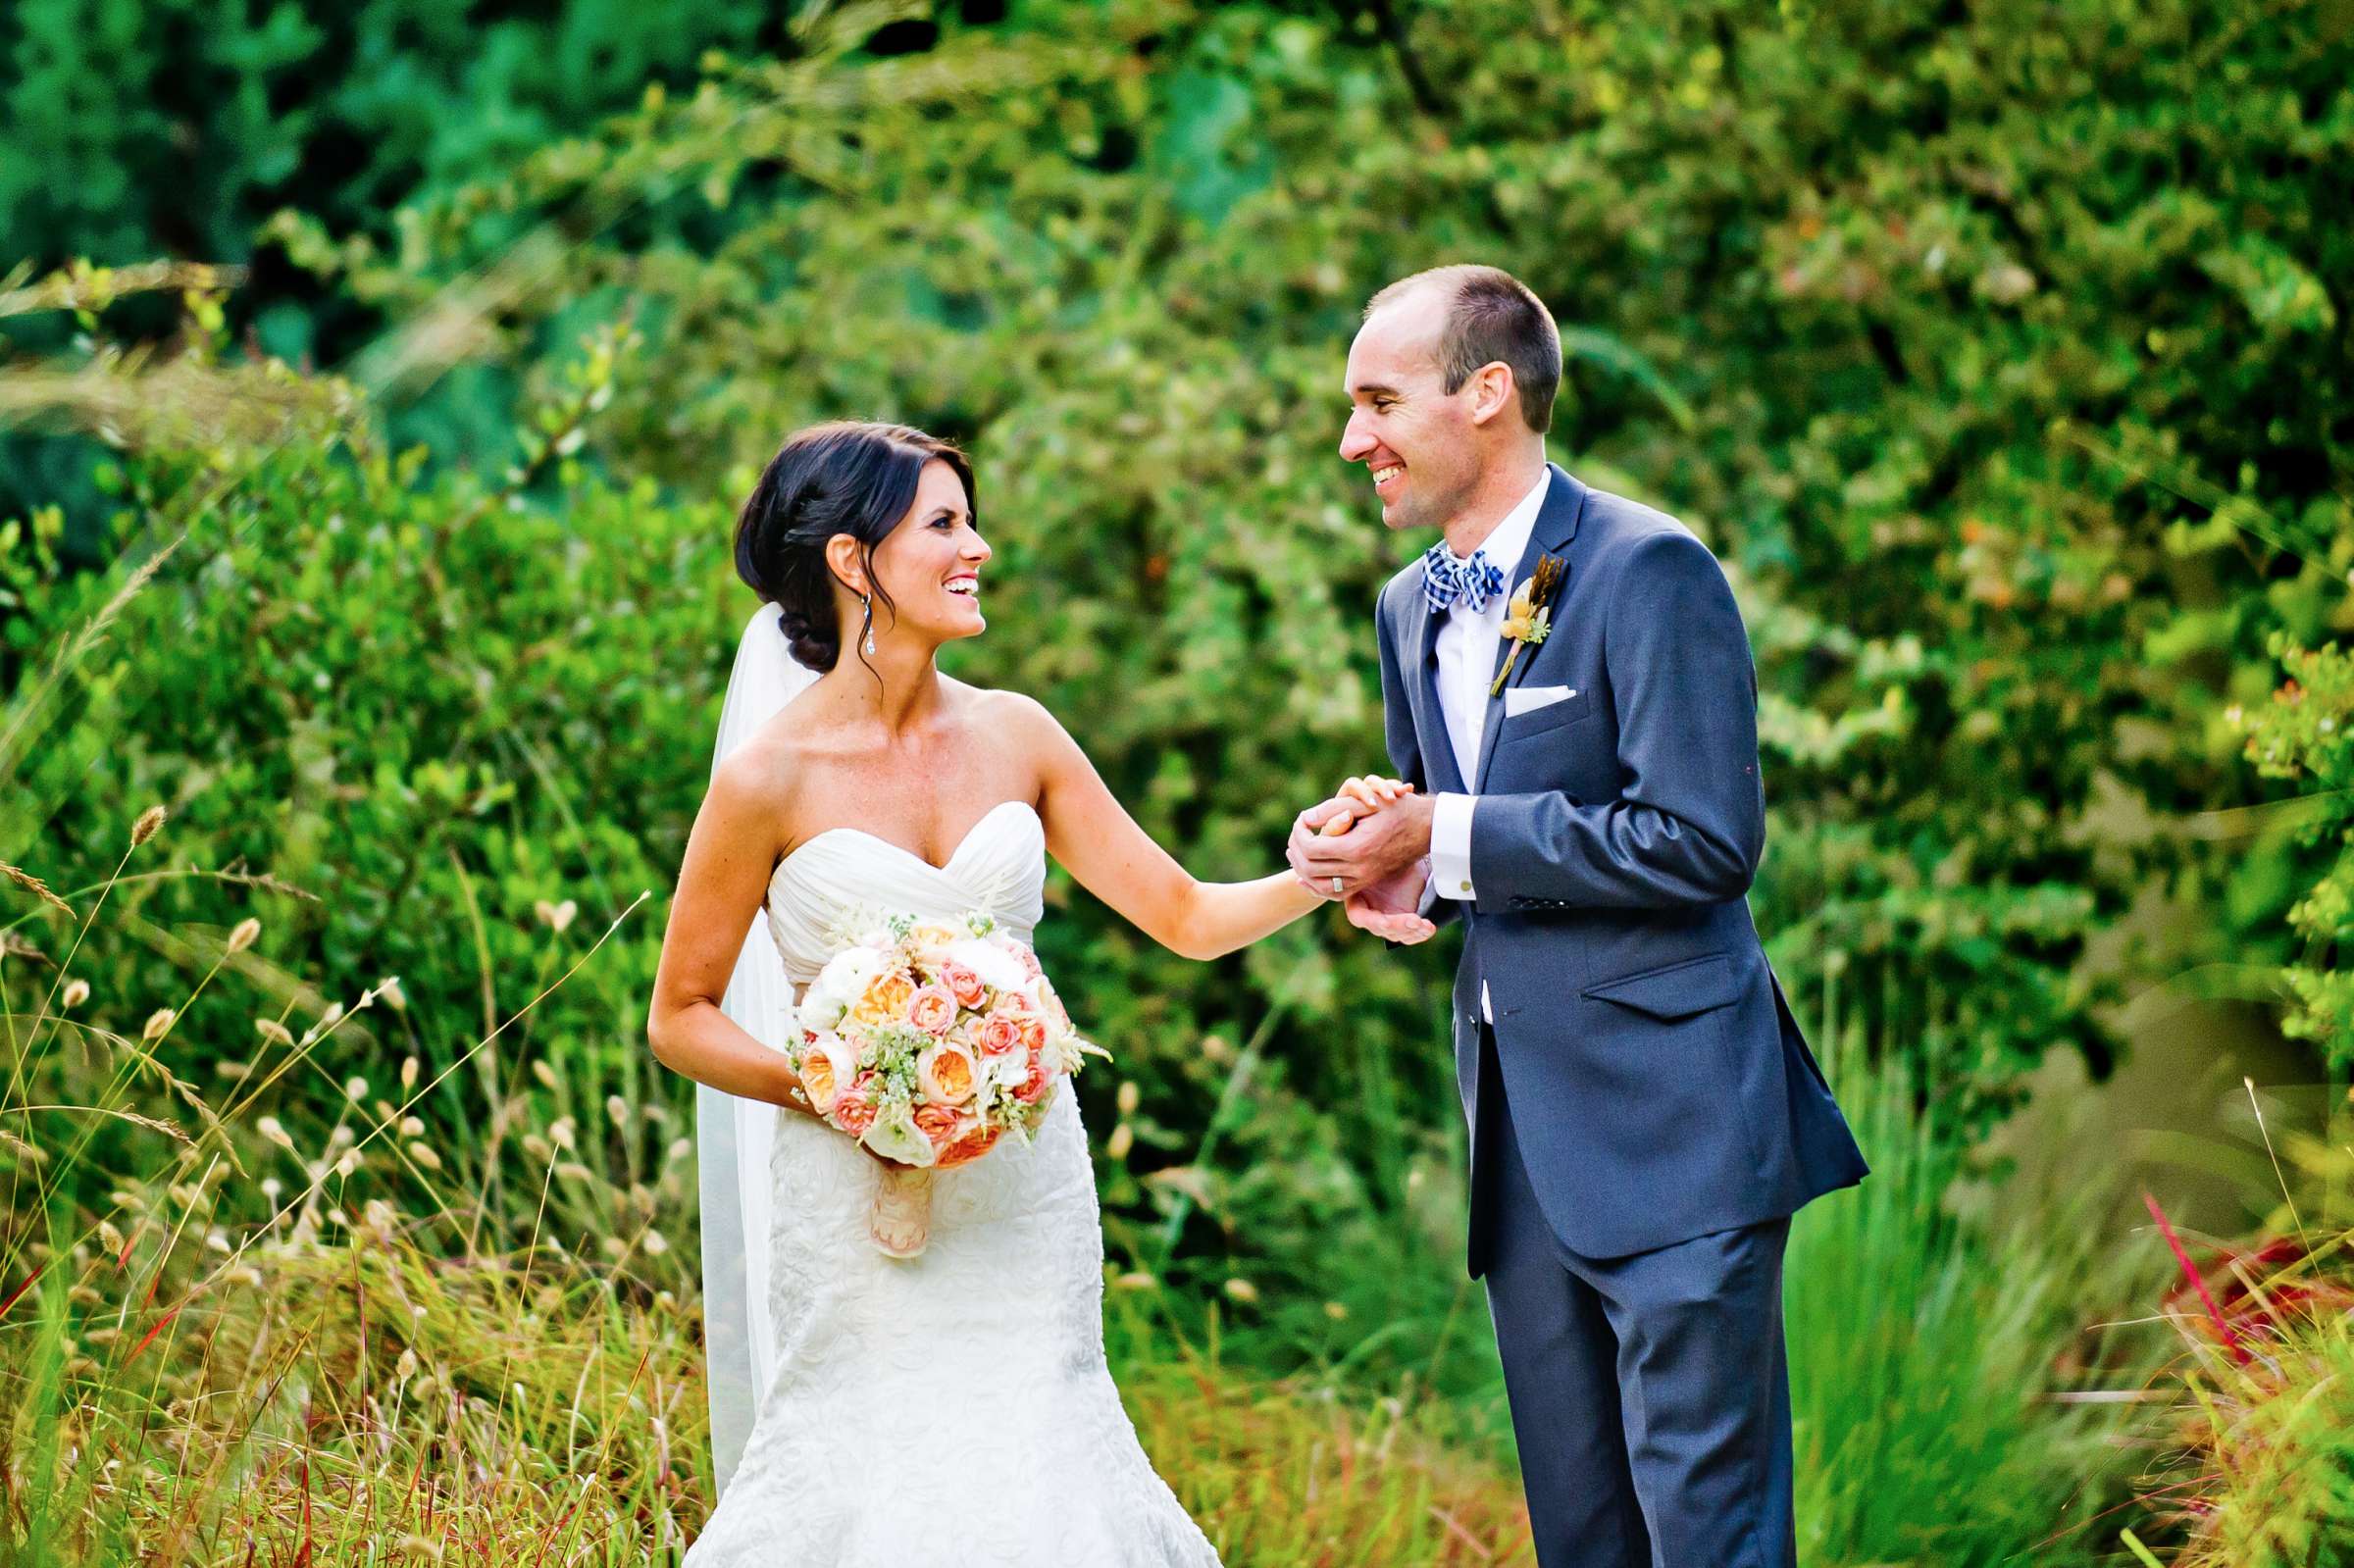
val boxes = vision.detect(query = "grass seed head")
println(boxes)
[130,805,167,846]
[1,859,77,917]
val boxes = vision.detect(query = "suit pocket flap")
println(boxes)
[1582,954,1739,1020]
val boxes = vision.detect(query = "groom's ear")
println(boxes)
[1464,361,1517,428]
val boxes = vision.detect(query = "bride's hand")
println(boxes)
[1317,776,1413,837]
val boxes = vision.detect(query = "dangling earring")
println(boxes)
[861,592,876,657]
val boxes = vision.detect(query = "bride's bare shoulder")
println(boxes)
[709,697,829,819]
[947,679,1066,744]
[946,681,1085,791]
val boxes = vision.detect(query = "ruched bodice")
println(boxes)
[762,797,1046,984]
[684,798,1220,1568]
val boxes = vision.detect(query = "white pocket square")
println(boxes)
[1504,683,1574,717]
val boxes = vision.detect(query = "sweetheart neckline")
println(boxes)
[772,797,1041,883]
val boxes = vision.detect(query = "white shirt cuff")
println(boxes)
[1430,792,1476,902]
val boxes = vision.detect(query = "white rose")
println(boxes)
[861,1106,938,1168]
[806,945,889,1032]
[942,937,1026,994]
[974,1048,1028,1103]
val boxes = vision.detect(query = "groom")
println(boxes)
[1290,265,1868,1568]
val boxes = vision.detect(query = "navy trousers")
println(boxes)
[1477,1023,1797,1568]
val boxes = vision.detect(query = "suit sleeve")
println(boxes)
[1466,530,1766,911]
[1374,585,1462,933]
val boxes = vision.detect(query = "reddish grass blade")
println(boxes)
[2144,1190,2250,1367]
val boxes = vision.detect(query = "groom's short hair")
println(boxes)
[1365,265,1561,434]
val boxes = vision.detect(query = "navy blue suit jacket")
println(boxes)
[1378,464,1868,1268]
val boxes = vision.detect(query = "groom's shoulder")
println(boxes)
[1578,482,1722,573]
[1580,481,1700,549]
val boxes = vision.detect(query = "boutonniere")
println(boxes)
[1490,554,1564,697]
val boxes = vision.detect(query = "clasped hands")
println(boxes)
[1286,775,1440,945]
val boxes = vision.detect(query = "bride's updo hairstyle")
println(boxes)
[734,420,978,673]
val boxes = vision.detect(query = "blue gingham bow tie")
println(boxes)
[1421,543,1506,616]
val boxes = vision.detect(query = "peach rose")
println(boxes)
[1014,1048,1053,1105]
[795,1036,855,1116]
[912,1101,968,1150]
[832,1073,881,1138]
[907,985,957,1035]
[942,962,986,1010]
[857,971,915,1024]
[917,1041,978,1106]
[935,1121,1002,1169]
[904,923,962,965]
[1012,943,1043,980]
[977,1012,1024,1057]
[1016,1015,1049,1056]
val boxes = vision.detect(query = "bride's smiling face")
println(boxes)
[832,458,989,651]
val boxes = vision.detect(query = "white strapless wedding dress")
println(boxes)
[684,799,1222,1567]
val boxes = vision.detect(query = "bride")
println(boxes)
[644,420,1428,1564]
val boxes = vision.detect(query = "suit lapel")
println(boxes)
[1471,465,1587,794]
[1408,582,1467,795]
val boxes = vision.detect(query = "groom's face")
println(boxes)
[1339,290,1479,533]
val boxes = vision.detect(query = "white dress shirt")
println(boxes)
[1425,467,1551,1024]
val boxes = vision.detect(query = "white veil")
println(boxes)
[697,599,818,1498]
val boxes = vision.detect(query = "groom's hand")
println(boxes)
[1291,787,1435,897]
[1346,858,1437,943]
[1287,777,1412,899]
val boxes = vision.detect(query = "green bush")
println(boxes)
[281,0,2354,1132]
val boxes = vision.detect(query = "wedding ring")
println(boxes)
[1332,876,1345,896]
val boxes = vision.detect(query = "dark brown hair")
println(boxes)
[1365,264,1561,434]
[733,421,977,673]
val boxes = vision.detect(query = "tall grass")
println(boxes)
[1787,1020,2167,1566]
[2126,1087,2354,1563]
[0,820,1533,1564]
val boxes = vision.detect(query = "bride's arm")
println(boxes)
[1008,694,1404,961]
[645,750,824,1119]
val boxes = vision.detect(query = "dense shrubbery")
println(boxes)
[259,0,2354,1129]
[5,0,2352,1557]
[8,0,2352,1391]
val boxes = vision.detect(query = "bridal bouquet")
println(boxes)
[789,909,1106,1257]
